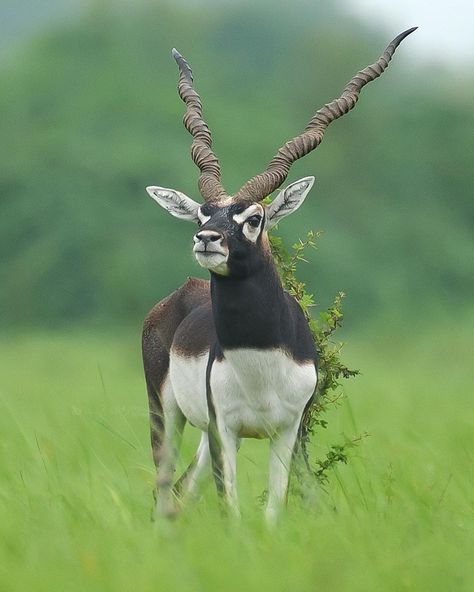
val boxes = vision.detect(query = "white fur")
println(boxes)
[146,186,200,222]
[233,204,264,243]
[232,204,263,225]
[169,347,316,519]
[211,349,316,438]
[193,231,230,274]
[242,221,262,243]
[170,348,316,437]
[266,421,302,524]
[197,208,211,225]
[179,432,211,501]
[194,252,229,275]
[169,353,209,430]
[266,176,315,229]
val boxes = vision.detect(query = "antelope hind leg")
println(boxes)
[152,376,186,520]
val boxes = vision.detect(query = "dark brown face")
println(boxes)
[193,201,266,277]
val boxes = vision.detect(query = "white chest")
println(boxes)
[212,349,316,437]
[169,348,317,438]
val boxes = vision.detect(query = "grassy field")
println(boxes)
[0,320,472,591]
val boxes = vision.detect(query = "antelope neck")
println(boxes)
[210,259,287,352]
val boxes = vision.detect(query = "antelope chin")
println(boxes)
[194,251,229,276]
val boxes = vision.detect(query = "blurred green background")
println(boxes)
[1,0,472,330]
[0,1,472,591]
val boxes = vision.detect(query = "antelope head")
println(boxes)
[147,28,416,278]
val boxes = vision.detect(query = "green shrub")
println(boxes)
[270,229,365,489]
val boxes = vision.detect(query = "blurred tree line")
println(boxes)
[0,0,472,330]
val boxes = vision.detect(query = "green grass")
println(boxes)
[0,321,472,591]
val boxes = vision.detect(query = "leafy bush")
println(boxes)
[271,229,364,489]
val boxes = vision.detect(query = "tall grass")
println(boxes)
[0,322,472,591]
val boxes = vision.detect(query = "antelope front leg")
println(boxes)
[266,421,300,526]
[173,432,211,503]
[207,349,240,517]
[208,414,240,517]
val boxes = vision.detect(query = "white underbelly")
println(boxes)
[169,352,209,430]
[169,349,317,438]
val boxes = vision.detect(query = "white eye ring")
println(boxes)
[242,216,263,243]
[197,209,211,225]
[246,215,262,229]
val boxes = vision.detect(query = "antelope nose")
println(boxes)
[194,230,223,245]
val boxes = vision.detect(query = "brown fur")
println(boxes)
[143,277,210,354]
[142,277,210,472]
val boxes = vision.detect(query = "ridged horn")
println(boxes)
[172,48,227,202]
[234,27,417,201]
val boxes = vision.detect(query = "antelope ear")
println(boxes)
[265,177,315,229]
[146,186,200,222]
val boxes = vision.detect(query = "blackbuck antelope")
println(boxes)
[142,28,416,522]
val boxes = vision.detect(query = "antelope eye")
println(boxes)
[196,219,202,227]
[246,215,262,228]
